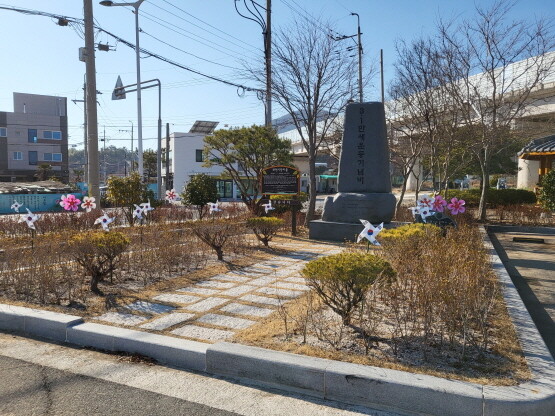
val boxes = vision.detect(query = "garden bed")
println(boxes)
[234,226,531,386]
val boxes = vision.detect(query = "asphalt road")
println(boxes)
[0,333,402,416]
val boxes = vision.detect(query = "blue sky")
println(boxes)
[0,0,553,151]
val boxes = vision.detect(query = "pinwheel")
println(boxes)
[208,201,221,214]
[165,189,177,202]
[140,200,154,216]
[409,206,421,218]
[94,211,115,231]
[419,206,433,223]
[432,195,447,212]
[19,208,40,230]
[60,194,81,211]
[357,219,383,246]
[262,200,275,214]
[11,200,22,213]
[132,204,144,220]
[447,198,466,215]
[80,196,96,213]
[417,194,435,209]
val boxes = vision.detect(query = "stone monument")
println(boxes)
[309,101,396,241]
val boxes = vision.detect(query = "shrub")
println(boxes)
[302,252,396,325]
[69,231,130,294]
[539,170,555,211]
[447,188,536,207]
[181,173,219,219]
[106,172,154,225]
[190,219,243,261]
[379,223,440,244]
[246,217,284,247]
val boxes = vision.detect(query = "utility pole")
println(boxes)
[165,122,170,191]
[351,12,363,102]
[380,49,384,103]
[265,0,272,127]
[235,0,272,126]
[102,126,106,183]
[84,0,100,203]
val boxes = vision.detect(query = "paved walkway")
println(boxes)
[92,240,343,343]
[489,228,555,358]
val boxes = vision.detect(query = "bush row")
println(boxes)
[447,188,536,206]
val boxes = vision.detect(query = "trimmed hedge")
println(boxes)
[446,188,536,207]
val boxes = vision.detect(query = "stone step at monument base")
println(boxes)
[309,219,408,242]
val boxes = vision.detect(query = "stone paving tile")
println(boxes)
[255,262,281,269]
[176,287,219,296]
[94,312,150,326]
[256,287,303,298]
[241,266,270,274]
[219,284,256,297]
[184,297,229,312]
[274,282,309,291]
[125,301,175,315]
[271,268,296,277]
[139,312,195,330]
[240,294,283,306]
[284,276,306,284]
[153,293,201,305]
[197,280,236,289]
[247,276,278,286]
[171,325,235,342]
[211,274,251,283]
[221,302,274,318]
[197,313,255,330]
[224,270,261,277]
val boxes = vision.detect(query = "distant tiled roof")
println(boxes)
[518,134,555,157]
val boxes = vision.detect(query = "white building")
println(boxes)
[168,122,237,200]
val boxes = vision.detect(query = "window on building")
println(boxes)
[13,151,23,160]
[44,153,62,162]
[28,129,37,143]
[28,151,37,165]
[195,149,204,162]
[0,127,6,137]
[43,130,62,140]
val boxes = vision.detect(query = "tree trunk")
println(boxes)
[305,153,317,225]
[396,175,408,212]
[478,148,490,221]
[215,246,224,261]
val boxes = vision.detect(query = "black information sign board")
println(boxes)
[261,166,299,195]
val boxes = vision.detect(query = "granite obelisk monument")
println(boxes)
[309,101,396,241]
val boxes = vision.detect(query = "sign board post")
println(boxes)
[261,166,301,236]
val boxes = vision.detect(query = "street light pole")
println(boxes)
[100,0,145,179]
[351,12,363,102]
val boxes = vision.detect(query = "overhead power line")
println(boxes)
[0,5,262,94]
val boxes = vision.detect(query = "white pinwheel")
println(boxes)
[94,211,115,231]
[208,201,221,214]
[132,204,144,220]
[11,200,22,213]
[409,206,421,218]
[417,194,435,209]
[19,208,40,230]
[261,200,275,214]
[80,196,96,213]
[140,199,154,216]
[357,219,383,246]
[419,206,433,223]
[165,189,177,202]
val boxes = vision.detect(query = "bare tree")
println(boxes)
[265,18,357,223]
[437,0,555,220]
[389,37,472,205]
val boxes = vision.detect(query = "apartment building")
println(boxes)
[0,92,69,182]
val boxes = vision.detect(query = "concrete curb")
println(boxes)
[0,303,82,342]
[0,226,554,415]
[486,224,555,235]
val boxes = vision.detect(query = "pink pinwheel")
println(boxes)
[60,194,81,212]
[417,194,435,209]
[447,198,466,215]
[81,196,96,212]
[432,195,448,212]
[165,189,177,202]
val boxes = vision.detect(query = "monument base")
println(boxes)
[321,192,396,224]
[309,220,408,242]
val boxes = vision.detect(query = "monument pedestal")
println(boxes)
[309,219,405,242]
[321,192,396,224]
